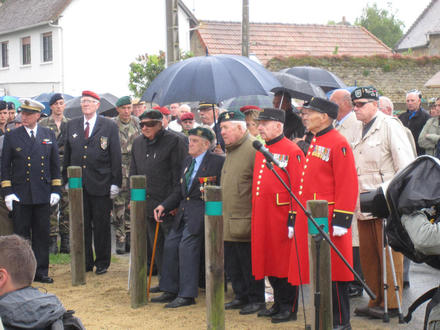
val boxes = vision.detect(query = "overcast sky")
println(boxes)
[182,0,432,32]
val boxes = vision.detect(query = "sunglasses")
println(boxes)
[352,100,374,108]
[140,121,159,128]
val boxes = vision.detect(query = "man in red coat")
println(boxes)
[251,108,304,323]
[288,97,358,330]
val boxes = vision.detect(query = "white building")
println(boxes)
[0,0,197,97]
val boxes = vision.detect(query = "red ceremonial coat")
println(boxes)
[288,127,358,285]
[251,136,304,280]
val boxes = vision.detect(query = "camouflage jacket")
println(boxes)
[39,116,69,164]
[113,115,141,183]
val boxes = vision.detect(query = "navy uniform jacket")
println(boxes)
[1,125,61,204]
[63,115,122,196]
[161,151,224,235]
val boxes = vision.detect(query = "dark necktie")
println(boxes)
[30,130,35,141]
[84,121,90,139]
[185,159,196,192]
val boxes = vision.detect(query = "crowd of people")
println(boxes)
[0,85,436,329]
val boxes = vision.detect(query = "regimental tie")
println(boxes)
[84,121,90,139]
[185,158,196,192]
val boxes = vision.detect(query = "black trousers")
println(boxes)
[350,246,364,289]
[13,202,50,277]
[333,281,350,326]
[83,190,112,270]
[160,219,203,298]
[268,276,299,313]
[224,241,265,303]
[146,215,173,277]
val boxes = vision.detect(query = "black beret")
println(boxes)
[188,127,215,142]
[218,110,245,124]
[7,102,15,110]
[139,109,163,120]
[49,93,63,106]
[258,108,285,123]
[303,97,339,119]
[351,86,379,101]
[0,100,6,110]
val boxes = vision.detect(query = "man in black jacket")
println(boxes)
[63,90,122,275]
[130,110,188,283]
[151,126,224,307]
[399,90,430,156]
[273,91,305,140]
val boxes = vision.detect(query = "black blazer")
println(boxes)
[161,151,224,235]
[1,125,61,204]
[63,115,122,196]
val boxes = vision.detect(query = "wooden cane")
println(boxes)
[147,220,160,300]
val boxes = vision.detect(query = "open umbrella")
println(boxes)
[32,93,74,116]
[272,72,326,101]
[64,93,118,119]
[221,94,274,111]
[280,66,347,93]
[424,71,440,88]
[1,96,21,109]
[142,54,280,106]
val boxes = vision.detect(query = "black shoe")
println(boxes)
[49,236,58,254]
[165,297,195,308]
[258,304,280,317]
[354,305,370,317]
[95,267,108,275]
[348,285,363,298]
[34,275,54,283]
[151,292,177,303]
[116,241,126,255]
[149,285,161,293]
[59,234,70,254]
[368,307,399,319]
[403,281,410,289]
[271,310,297,323]
[240,302,266,315]
[225,298,248,310]
[333,324,352,330]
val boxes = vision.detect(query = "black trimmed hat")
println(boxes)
[218,110,245,124]
[351,86,379,101]
[198,102,217,111]
[139,109,163,121]
[116,96,131,107]
[188,127,215,142]
[258,108,285,123]
[303,97,339,119]
[49,93,64,106]
[18,98,44,113]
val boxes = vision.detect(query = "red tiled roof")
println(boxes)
[197,21,393,64]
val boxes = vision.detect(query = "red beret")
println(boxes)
[153,106,171,115]
[240,105,262,113]
[180,112,195,121]
[82,90,100,101]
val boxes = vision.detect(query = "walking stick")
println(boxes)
[147,221,160,300]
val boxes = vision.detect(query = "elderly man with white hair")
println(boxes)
[169,104,192,132]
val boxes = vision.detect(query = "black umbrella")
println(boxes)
[64,93,118,119]
[280,66,347,93]
[272,72,326,101]
[221,94,274,111]
[142,54,280,106]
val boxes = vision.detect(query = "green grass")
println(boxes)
[49,253,120,265]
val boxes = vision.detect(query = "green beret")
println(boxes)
[351,86,379,101]
[218,110,245,124]
[116,96,131,107]
[139,109,163,120]
[188,127,215,142]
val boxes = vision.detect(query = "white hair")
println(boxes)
[179,104,191,112]
[226,120,247,131]
[379,96,394,111]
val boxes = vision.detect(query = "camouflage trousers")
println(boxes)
[112,189,130,244]
[49,187,69,237]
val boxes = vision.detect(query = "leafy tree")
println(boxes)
[128,51,166,98]
[355,3,404,48]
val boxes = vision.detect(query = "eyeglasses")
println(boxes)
[140,121,159,128]
[80,99,98,105]
[352,100,374,108]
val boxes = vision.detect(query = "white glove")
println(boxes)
[65,183,69,190]
[50,193,60,206]
[288,226,294,239]
[5,194,20,211]
[110,185,120,199]
[333,226,348,237]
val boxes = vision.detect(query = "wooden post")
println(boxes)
[67,166,85,286]
[129,175,148,308]
[204,186,225,330]
[307,200,332,330]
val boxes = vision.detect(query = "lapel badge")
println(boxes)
[73,133,78,138]
[100,136,108,150]
[15,147,22,152]
[42,138,52,145]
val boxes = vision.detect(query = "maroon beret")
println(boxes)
[153,106,171,116]
[180,112,195,121]
[240,105,262,113]
[82,90,100,101]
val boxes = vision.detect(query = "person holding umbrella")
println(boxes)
[272,91,305,141]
